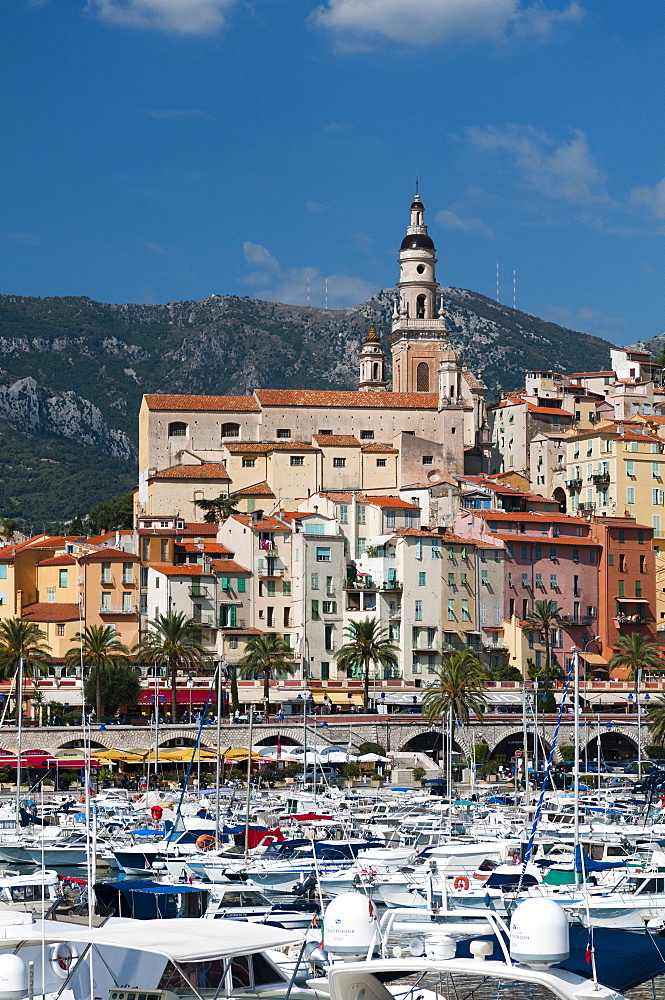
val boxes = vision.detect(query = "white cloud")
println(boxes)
[241,241,374,308]
[463,124,609,204]
[630,177,665,219]
[87,0,236,34]
[143,241,172,256]
[310,0,582,47]
[436,209,494,238]
[542,304,626,339]
[6,231,41,247]
[306,201,327,213]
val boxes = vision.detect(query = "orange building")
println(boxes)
[80,547,140,649]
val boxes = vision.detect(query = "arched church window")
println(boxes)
[373,363,380,380]
[416,363,430,392]
[222,422,240,438]
[416,295,426,319]
[168,421,188,437]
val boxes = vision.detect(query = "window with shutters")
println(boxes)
[338,504,348,523]
[535,573,543,588]
[419,572,426,586]
[357,505,366,524]
[521,573,528,587]
[479,604,487,624]
[316,548,331,562]
[618,579,625,597]
[416,362,430,392]
[58,569,68,588]
[461,599,470,621]
[447,599,455,621]
[653,515,662,538]
[311,573,319,589]
[550,574,558,589]
[627,487,636,504]
[323,600,337,614]
[626,460,635,477]
[266,580,276,597]
[311,600,320,621]
[237,577,246,593]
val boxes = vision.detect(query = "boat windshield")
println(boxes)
[156,951,287,994]
[353,969,585,1000]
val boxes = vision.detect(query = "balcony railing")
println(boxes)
[99,603,137,615]
[578,502,595,512]
[100,575,115,586]
[566,479,582,489]
[592,473,610,485]
[189,586,211,598]
[192,613,215,627]
[256,562,285,577]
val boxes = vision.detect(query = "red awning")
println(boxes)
[0,755,100,768]
[138,688,213,706]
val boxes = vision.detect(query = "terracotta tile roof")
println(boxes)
[526,404,574,417]
[82,547,139,561]
[152,565,213,577]
[37,554,77,567]
[211,560,252,574]
[462,371,484,389]
[313,435,360,447]
[175,542,232,554]
[22,603,81,623]
[496,533,601,547]
[479,510,588,525]
[86,530,133,546]
[362,443,398,454]
[231,514,289,531]
[255,389,438,409]
[364,496,420,509]
[231,481,275,497]
[225,441,317,453]
[144,394,260,412]
[394,527,450,539]
[151,463,230,480]
[182,523,219,535]
[569,371,614,377]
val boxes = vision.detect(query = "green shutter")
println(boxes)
[229,605,236,628]
[332,601,337,614]
[221,577,230,591]
[312,600,320,621]
[237,577,246,593]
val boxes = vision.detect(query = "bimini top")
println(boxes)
[0,916,303,963]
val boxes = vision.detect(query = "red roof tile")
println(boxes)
[22,603,81,623]
[175,542,232,554]
[151,464,230,480]
[152,565,213,577]
[255,389,438,409]
[361,442,399,454]
[526,404,574,417]
[496,533,601,547]
[86,530,133,546]
[227,441,317,453]
[364,496,420,509]
[37,554,77,567]
[394,527,447,538]
[220,627,265,635]
[144,394,260,412]
[82,547,139,561]
[211,560,251,574]
[313,435,360,447]
[231,514,289,531]
[231,481,275,496]
[182,523,219,535]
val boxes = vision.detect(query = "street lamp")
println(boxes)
[187,675,193,723]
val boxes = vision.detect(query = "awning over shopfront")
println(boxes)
[375,691,422,706]
[485,691,523,705]
[138,688,213,706]
[580,653,608,666]
[312,691,364,706]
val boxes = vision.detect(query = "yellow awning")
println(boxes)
[95,749,146,763]
[222,748,260,759]
[322,691,364,706]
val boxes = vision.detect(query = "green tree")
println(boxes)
[86,491,134,535]
[84,661,140,717]
[193,495,241,524]
[134,612,209,720]
[521,600,568,690]
[0,519,18,542]
[357,741,386,756]
[422,650,488,725]
[0,619,51,724]
[66,625,130,719]
[237,633,296,715]
[334,618,399,711]
[70,512,84,536]
[607,632,662,694]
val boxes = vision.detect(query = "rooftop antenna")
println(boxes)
[496,260,500,303]
[513,270,516,310]
[325,277,328,310]
[307,275,310,307]
[415,176,419,196]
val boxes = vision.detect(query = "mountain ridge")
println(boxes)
[0,287,623,524]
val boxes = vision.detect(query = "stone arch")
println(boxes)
[553,487,567,513]
[56,738,108,751]
[160,736,197,748]
[416,362,430,392]
[400,729,464,761]
[255,734,301,748]
[489,731,551,765]
[583,730,637,761]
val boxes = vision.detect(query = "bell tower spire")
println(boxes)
[358,325,387,392]
[390,192,448,393]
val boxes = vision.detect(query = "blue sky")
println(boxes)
[2,0,663,345]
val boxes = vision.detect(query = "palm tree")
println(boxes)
[65,625,129,720]
[0,619,51,724]
[521,600,568,689]
[237,633,296,715]
[193,495,240,524]
[334,618,399,711]
[422,650,489,725]
[134,612,210,720]
[647,693,665,745]
[607,632,662,695]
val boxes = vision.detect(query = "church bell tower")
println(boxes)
[358,325,387,392]
[390,193,450,395]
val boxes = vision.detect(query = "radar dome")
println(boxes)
[0,955,27,1000]
[323,891,378,956]
[510,898,569,968]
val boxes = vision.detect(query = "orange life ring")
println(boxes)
[453,876,470,891]
[196,834,218,851]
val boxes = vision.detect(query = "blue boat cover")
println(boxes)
[574,844,627,872]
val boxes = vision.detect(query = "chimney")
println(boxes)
[252,509,264,522]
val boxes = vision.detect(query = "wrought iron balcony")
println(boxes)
[566,478,582,489]
[592,473,610,485]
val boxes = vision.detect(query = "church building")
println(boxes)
[136,193,490,521]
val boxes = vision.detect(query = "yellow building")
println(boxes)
[566,421,665,545]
